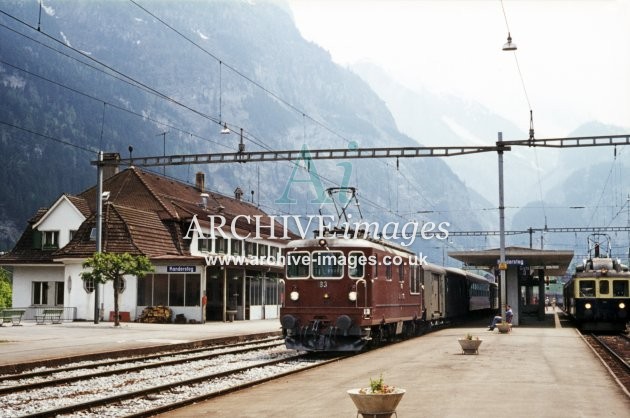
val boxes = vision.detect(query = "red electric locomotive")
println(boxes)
[280,230,424,351]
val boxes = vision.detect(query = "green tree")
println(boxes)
[0,268,12,308]
[81,252,154,326]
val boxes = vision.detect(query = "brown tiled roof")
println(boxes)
[65,194,91,218]
[1,167,296,265]
[0,217,59,264]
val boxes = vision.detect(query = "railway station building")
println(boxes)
[0,162,295,323]
[449,247,574,325]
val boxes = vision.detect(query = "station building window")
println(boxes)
[231,239,242,256]
[214,237,227,254]
[42,231,59,249]
[198,237,209,252]
[83,277,95,293]
[137,273,201,307]
[32,281,48,305]
[55,282,64,305]
[245,241,258,257]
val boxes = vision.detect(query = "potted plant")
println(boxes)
[497,321,512,333]
[347,374,405,418]
[458,333,482,354]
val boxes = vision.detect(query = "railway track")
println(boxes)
[581,332,630,397]
[0,337,340,417]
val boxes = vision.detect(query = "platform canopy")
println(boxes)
[448,246,575,276]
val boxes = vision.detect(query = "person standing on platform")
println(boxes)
[201,292,208,324]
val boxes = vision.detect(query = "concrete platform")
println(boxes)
[163,309,630,417]
[0,318,281,371]
[1,310,628,417]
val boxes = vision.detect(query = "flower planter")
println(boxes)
[458,338,482,354]
[347,388,406,418]
[497,323,512,333]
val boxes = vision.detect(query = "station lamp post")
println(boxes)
[497,132,507,321]
[94,151,103,324]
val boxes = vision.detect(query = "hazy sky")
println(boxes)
[288,0,630,141]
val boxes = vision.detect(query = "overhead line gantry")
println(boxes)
[95,134,630,167]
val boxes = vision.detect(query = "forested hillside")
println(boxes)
[0,0,494,259]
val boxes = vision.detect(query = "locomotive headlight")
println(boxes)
[290,290,299,301]
[323,293,329,299]
[619,302,626,309]
[348,291,357,301]
[584,302,592,310]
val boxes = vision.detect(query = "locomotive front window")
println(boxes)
[613,280,629,297]
[579,280,595,297]
[312,251,344,279]
[348,251,365,279]
[286,251,310,279]
[599,280,610,295]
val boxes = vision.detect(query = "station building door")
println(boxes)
[247,274,283,320]
[518,266,546,321]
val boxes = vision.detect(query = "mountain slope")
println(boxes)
[0,0,494,261]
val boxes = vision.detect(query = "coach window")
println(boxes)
[613,280,629,296]
[398,263,404,282]
[312,251,344,279]
[348,251,364,279]
[286,251,310,279]
[599,280,610,295]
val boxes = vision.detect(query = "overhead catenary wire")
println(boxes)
[1,3,491,230]
[127,0,438,220]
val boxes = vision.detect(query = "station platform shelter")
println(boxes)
[449,246,574,325]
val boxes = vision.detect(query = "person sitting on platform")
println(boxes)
[488,305,513,331]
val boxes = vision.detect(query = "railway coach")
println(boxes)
[279,230,496,352]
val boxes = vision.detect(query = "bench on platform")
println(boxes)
[35,308,64,325]
[0,309,26,326]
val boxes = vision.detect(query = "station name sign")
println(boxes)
[496,259,526,266]
[167,266,196,273]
